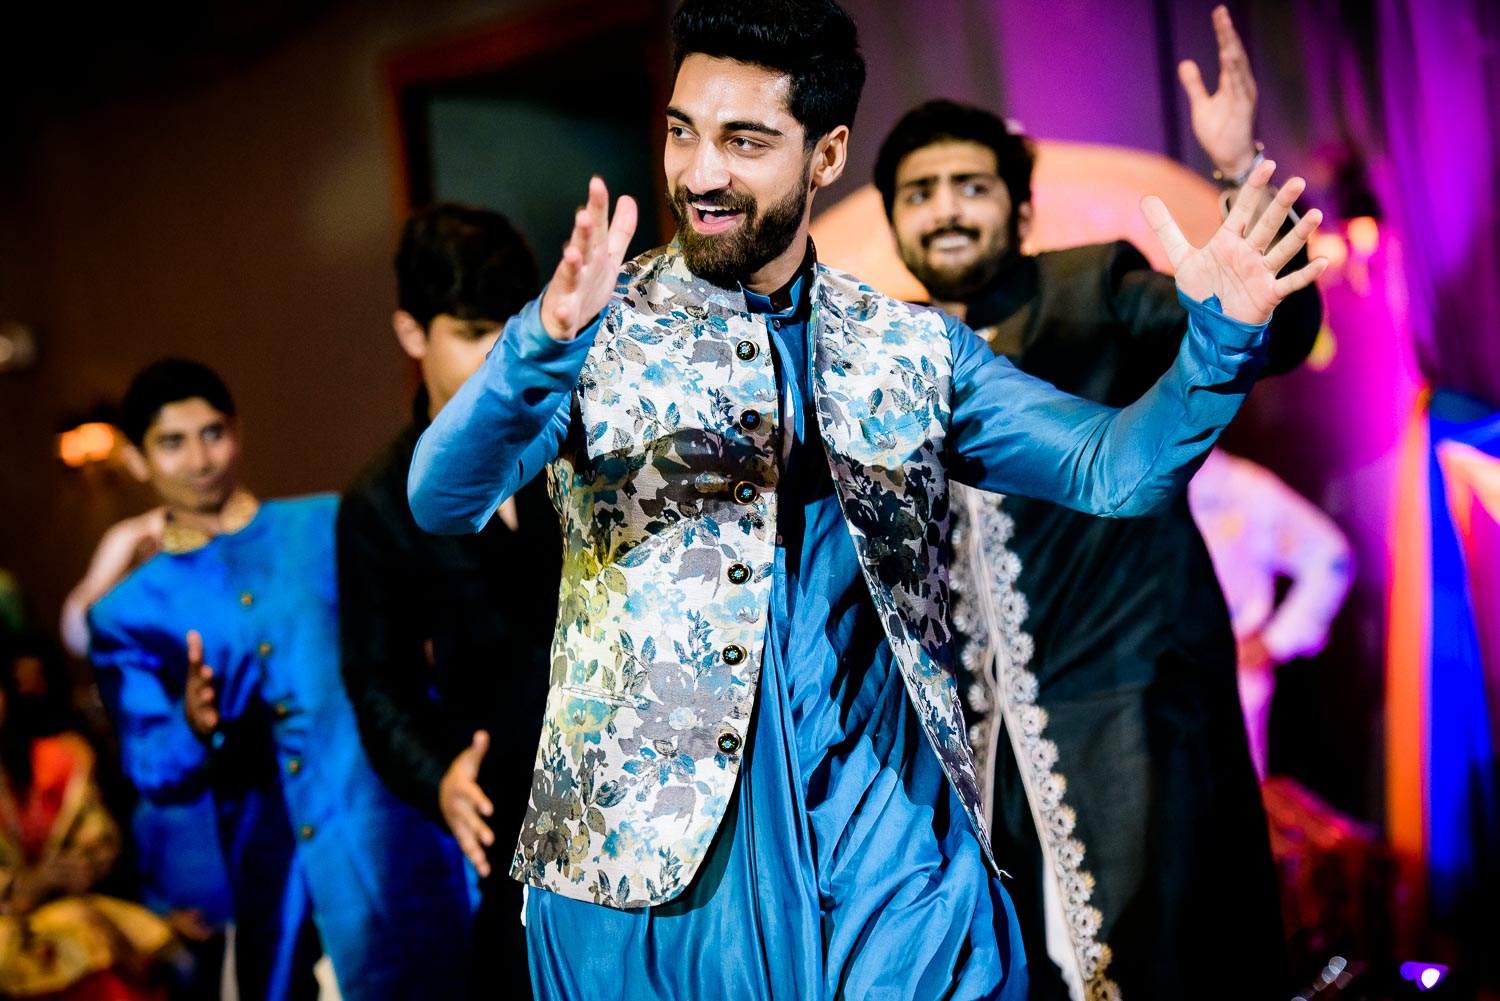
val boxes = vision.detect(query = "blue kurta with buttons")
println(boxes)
[409,243,1268,997]
[89,495,472,1001]
[524,275,1028,998]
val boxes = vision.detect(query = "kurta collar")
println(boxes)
[160,488,260,555]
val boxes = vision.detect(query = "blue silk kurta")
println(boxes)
[409,265,1266,999]
[90,496,473,1001]
[525,280,1026,999]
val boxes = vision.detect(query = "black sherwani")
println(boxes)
[337,395,560,998]
[954,240,1321,1000]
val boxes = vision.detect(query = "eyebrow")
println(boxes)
[666,106,785,139]
[898,171,999,189]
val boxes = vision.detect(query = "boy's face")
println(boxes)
[137,397,242,514]
[422,314,503,414]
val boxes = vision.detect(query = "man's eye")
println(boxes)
[904,190,928,205]
[729,137,763,152]
[962,182,992,197]
[667,125,691,140]
[202,426,224,442]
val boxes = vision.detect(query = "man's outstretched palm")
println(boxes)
[1143,159,1325,325]
[541,177,639,341]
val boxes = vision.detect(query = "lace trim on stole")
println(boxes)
[950,487,1120,1001]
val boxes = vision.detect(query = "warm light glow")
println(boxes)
[1306,322,1338,372]
[1308,230,1349,273]
[58,422,119,468]
[1346,216,1380,258]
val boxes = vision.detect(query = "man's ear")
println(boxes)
[393,310,428,361]
[1016,201,1034,247]
[809,125,849,192]
[121,443,150,483]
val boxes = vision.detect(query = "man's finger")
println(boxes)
[453,821,490,874]
[607,195,639,264]
[587,177,610,258]
[186,630,203,668]
[1140,195,1192,272]
[1273,256,1329,300]
[1214,6,1255,97]
[1225,159,1276,235]
[1245,176,1306,255]
[1177,60,1210,105]
[1264,208,1322,275]
[453,775,495,819]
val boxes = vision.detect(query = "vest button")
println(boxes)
[735,340,758,362]
[273,702,291,719]
[733,481,759,504]
[738,409,761,431]
[717,731,742,755]
[239,592,254,607]
[257,641,273,658]
[721,644,746,666]
[299,824,315,840]
[287,757,302,775]
[726,562,750,585]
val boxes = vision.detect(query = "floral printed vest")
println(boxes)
[510,246,991,908]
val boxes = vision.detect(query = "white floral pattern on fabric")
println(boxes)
[509,246,995,909]
[950,485,1121,1000]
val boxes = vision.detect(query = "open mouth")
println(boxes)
[690,202,745,235]
[925,230,977,253]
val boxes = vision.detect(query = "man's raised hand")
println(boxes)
[540,177,638,341]
[183,630,220,740]
[1179,4,1258,179]
[1142,159,1326,327]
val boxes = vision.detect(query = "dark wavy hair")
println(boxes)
[395,204,539,331]
[120,358,235,447]
[874,99,1036,219]
[671,0,866,147]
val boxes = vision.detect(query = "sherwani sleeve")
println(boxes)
[946,291,1268,517]
[409,295,597,534]
[87,608,211,802]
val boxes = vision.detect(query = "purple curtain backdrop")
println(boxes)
[1376,0,1500,408]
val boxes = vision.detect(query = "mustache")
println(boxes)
[921,225,981,248]
[671,186,756,214]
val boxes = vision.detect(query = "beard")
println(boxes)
[670,171,811,289]
[900,222,1022,303]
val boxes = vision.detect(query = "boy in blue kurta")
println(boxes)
[89,359,473,1001]
[406,1,1327,998]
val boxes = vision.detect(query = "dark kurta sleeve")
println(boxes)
[336,476,458,825]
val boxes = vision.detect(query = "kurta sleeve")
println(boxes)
[337,486,456,823]
[409,296,596,534]
[87,609,210,802]
[946,291,1268,516]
